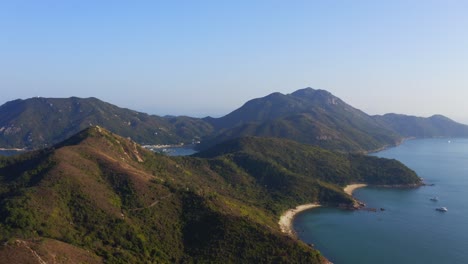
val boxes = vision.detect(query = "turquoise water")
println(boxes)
[294,138,468,264]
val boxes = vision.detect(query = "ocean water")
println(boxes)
[0,148,197,157]
[0,150,25,157]
[294,138,468,264]
[151,147,197,156]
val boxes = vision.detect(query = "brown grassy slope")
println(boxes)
[0,238,102,264]
[0,126,326,263]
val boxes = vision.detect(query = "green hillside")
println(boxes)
[202,113,399,153]
[0,97,212,149]
[202,88,401,152]
[0,127,421,263]
[2,89,467,153]
[196,136,420,189]
[374,113,468,138]
[201,88,468,152]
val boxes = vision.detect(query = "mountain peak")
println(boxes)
[264,91,285,98]
[290,87,335,100]
[290,87,316,96]
[58,125,125,146]
[53,125,147,163]
[54,125,108,147]
[429,114,452,121]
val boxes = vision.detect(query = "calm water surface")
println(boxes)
[294,138,468,264]
[0,148,196,157]
[152,147,197,156]
[0,150,25,157]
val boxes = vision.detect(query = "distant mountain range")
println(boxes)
[0,89,455,262]
[0,97,212,149]
[202,88,400,152]
[201,88,468,152]
[0,126,420,263]
[374,113,468,138]
[1,88,468,151]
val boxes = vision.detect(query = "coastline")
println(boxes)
[278,203,321,237]
[142,143,197,149]
[286,139,467,264]
[0,148,26,151]
[278,183,368,238]
[343,184,368,196]
[365,137,415,154]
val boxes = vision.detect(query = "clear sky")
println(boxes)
[1,1,467,123]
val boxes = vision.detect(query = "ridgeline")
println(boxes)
[0,97,212,149]
[2,88,468,152]
[200,88,468,152]
[0,127,421,263]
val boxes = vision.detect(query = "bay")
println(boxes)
[294,138,468,264]
[0,150,25,157]
[0,147,197,157]
[150,147,197,156]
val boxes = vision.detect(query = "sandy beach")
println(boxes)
[343,184,367,196]
[0,148,26,151]
[279,203,321,237]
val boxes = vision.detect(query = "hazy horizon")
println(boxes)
[2,1,467,123]
[2,90,468,126]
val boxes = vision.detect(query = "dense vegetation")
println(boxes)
[0,127,421,263]
[0,97,212,149]
[196,136,420,189]
[201,88,401,152]
[374,113,468,138]
[2,88,467,153]
[200,88,468,152]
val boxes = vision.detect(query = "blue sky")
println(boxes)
[1,1,468,123]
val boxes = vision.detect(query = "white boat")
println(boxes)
[430,197,439,201]
[435,207,448,212]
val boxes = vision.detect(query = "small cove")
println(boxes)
[294,138,468,264]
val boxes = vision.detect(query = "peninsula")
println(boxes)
[0,128,422,263]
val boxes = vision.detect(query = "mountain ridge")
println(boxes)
[200,87,468,152]
[373,113,468,138]
[1,88,468,153]
[0,97,213,149]
[0,127,325,263]
[0,126,421,263]
[201,87,401,152]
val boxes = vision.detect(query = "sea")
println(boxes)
[294,138,468,264]
[0,150,24,157]
[149,147,197,156]
[2,139,466,263]
[0,147,197,157]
